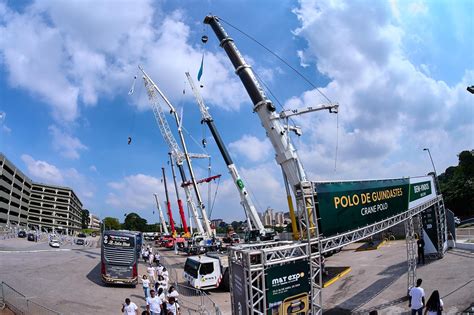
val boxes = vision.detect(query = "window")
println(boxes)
[13,183,22,191]
[1,175,12,185]
[31,194,41,199]
[3,164,14,175]
[42,218,53,223]
[15,174,24,182]
[20,213,28,219]
[9,210,19,217]
[24,182,31,189]
[29,216,40,221]
[11,192,21,200]
[42,211,52,216]
[23,191,30,196]
[199,262,214,275]
[45,189,56,194]
[30,201,41,206]
[9,201,19,208]
[0,186,10,194]
[0,207,7,214]
[32,186,42,191]
[0,196,9,204]
[29,209,40,214]
[43,203,54,208]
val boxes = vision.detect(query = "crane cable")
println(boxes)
[218,17,333,104]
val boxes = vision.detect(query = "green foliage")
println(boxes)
[81,209,90,229]
[123,212,148,232]
[103,217,121,230]
[438,150,474,218]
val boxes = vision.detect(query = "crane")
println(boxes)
[185,72,275,241]
[153,193,169,235]
[139,66,213,238]
[203,16,338,237]
[161,167,176,236]
[168,153,189,237]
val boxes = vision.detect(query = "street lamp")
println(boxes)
[423,148,440,194]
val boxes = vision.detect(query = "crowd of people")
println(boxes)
[122,245,180,315]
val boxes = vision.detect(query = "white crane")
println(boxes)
[139,66,213,238]
[185,72,274,241]
[153,193,169,235]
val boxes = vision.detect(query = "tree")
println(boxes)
[81,209,90,229]
[438,150,474,218]
[103,217,121,230]
[123,212,148,232]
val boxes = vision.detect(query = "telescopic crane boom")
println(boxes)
[162,167,176,236]
[169,153,189,236]
[139,66,213,237]
[153,193,169,235]
[185,72,271,238]
[203,16,338,235]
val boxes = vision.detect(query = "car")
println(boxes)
[76,238,85,245]
[49,239,60,248]
[18,231,26,238]
[27,233,37,242]
[77,233,87,238]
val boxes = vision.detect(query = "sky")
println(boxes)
[0,0,472,226]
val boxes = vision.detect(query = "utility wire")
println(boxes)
[219,17,333,104]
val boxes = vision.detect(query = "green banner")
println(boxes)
[265,260,310,314]
[315,179,410,237]
[409,180,432,202]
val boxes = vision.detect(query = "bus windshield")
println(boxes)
[184,258,200,278]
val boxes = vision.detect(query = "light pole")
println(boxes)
[423,148,440,194]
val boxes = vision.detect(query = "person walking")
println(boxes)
[162,267,169,283]
[121,298,138,315]
[149,252,155,265]
[417,236,425,265]
[409,279,425,315]
[424,290,443,315]
[167,286,179,302]
[147,264,156,283]
[165,297,180,315]
[140,275,151,299]
[146,289,163,315]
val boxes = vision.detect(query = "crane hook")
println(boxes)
[127,137,132,145]
[201,35,208,43]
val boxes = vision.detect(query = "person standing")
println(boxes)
[424,290,443,315]
[140,275,151,299]
[409,279,425,315]
[146,289,163,315]
[165,297,180,315]
[149,252,155,265]
[417,236,425,265]
[121,298,138,315]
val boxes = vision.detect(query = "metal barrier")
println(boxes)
[0,282,61,315]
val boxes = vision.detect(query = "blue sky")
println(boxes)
[0,0,472,225]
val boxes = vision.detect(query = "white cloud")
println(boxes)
[89,165,97,173]
[229,135,273,162]
[0,1,247,124]
[21,154,95,201]
[48,125,88,159]
[288,0,473,180]
[21,154,64,184]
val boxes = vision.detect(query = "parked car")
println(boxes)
[77,233,87,238]
[27,233,37,242]
[18,231,26,238]
[49,239,60,248]
[76,238,85,245]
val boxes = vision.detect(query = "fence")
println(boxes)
[160,256,222,314]
[0,282,61,315]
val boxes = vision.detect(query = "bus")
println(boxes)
[101,230,138,286]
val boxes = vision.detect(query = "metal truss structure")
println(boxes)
[228,181,445,314]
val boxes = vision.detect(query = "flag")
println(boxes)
[197,54,204,81]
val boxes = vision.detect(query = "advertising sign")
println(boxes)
[314,176,437,237]
[265,260,310,314]
[315,178,410,236]
[231,262,248,315]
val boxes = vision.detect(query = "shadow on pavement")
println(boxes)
[86,262,106,286]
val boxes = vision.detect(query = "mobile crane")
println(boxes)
[139,66,214,241]
[185,72,275,242]
[153,193,169,235]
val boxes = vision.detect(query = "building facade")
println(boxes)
[1,152,85,235]
[0,154,32,227]
[263,207,274,226]
[88,213,101,230]
[275,212,285,227]
[29,183,82,234]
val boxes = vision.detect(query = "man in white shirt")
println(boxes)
[146,289,163,315]
[409,278,425,315]
[121,298,138,315]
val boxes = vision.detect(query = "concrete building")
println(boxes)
[263,207,274,226]
[29,183,82,234]
[0,153,84,234]
[88,213,101,230]
[211,218,223,228]
[275,212,285,227]
[0,153,32,227]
